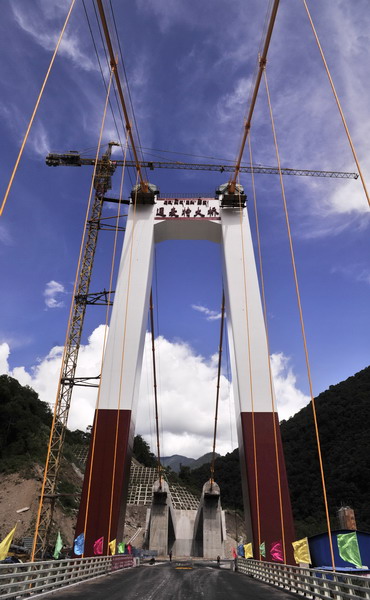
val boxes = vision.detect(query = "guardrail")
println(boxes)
[237,558,370,599]
[0,555,136,599]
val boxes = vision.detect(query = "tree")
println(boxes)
[133,434,157,467]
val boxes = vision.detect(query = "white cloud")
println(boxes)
[137,334,234,458]
[11,2,96,72]
[217,76,253,126]
[2,326,309,457]
[135,0,197,34]
[28,122,51,158]
[331,263,370,287]
[0,224,13,246]
[43,280,66,309]
[191,304,221,321]
[0,343,10,374]
[1,325,106,431]
[271,352,310,421]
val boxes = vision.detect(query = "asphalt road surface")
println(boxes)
[46,561,295,600]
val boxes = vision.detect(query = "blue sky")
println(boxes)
[1,0,370,457]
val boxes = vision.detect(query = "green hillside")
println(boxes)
[0,375,53,473]
[280,365,370,537]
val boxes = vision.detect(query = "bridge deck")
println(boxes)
[45,562,295,599]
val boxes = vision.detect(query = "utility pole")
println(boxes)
[31,142,118,560]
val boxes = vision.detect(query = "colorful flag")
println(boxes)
[337,532,362,568]
[109,539,116,555]
[73,533,84,556]
[117,542,125,554]
[0,525,17,561]
[292,537,311,565]
[232,547,237,559]
[244,543,253,559]
[270,540,284,562]
[93,536,104,555]
[259,541,266,558]
[127,543,132,555]
[237,544,244,557]
[53,531,63,560]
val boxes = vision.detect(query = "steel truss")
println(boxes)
[46,153,358,180]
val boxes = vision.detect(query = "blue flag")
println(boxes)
[237,544,244,557]
[74,533,84,556]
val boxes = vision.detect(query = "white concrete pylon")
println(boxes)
[75,195,295,563]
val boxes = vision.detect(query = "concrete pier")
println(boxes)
[193,480,224,558]
[148,480,176,555]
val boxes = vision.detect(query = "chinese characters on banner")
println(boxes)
[155,198,220,219]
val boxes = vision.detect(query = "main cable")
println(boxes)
[1,0,76,217]
[301,0,370,208]
[263,65,335,571]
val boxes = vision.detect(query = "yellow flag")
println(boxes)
[109,539,117,555]
[0,525,17,561]
[292,537,311,564]
[244,542,253,559]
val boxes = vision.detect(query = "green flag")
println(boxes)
[53,531,63,560]
[117,542,125,554]
[337,532,362,568]
[259,541,266,557]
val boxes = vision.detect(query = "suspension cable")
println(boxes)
[301,0,370,208]
[1,0,76,217]
[96,0,147,191]
[210,291,226,488]
[263,65,335,571]
[248,133,286,563]
[149,290,162,488]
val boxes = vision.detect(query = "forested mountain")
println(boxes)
[162,452,219,473]
[0,375,53,473]
[280,365,370,537]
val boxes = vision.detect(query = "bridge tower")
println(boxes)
[75,187,295,562]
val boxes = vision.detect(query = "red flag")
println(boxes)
[93,536,104,555]
[232,547,237,559]
[270,540,284,562]
[127,543,132,555]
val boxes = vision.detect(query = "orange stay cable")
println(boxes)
[31,67,114,563]
[263,66,336,571]
[248,133,286,564]
[106,172,140,549]
[76,70,116,554]
[105,138,131,548]
[301,0,370,208]
[236,180,262,559]
[1,0,76,217]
